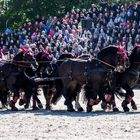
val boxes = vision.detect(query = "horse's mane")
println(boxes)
[58,53,75,60]
[97,46,118,59]
[129,47,138,63]
[35,52,42,61]
[78,54,91,59]
[13,52,24,61]
[57,53,75,66]
[35,52,52,61]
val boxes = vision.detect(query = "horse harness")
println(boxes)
[69,58,114,86]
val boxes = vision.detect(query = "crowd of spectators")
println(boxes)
[0,1,140,60]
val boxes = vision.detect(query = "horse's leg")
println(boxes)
[73,84,84,112]
[9,91,19,111]
[43,85,53,110]
[23,88,33,109]
[35,94,43,109]
[111,94,119,112]
[100,84,119,112]
[63,82,76,112]
[0,90,4,108]
[131,99,137,110]
[65,91,75,112]
[121,85,134,112]
[32,87,43,110]
[51,79,63,105]
[32,93,39,110]
[84,85,93,112]
[19,91,27,106]
[74,92,84,112]
[85,84,98,112]
[1,90,9,108]
[98,88,107,110]
[24,91,40,111]
[86,95,99,113]
[104,88,119,112]
[6,76,19,111]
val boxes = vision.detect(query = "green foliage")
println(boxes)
[108,0,137,3]
[75,0,98,9]
[0,0,138,31]
[0,0,68,30]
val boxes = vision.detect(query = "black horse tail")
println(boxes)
[51,79,63,105]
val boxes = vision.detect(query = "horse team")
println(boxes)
[0,45,140,112]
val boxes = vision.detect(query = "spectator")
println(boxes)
[0,2,139,60]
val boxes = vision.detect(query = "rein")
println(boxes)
[0,57,117,69]
[92,57,116,69]
[134,62,140,64]
[12,63,31,68]
[12,60,32,68]
[0,60,32,68]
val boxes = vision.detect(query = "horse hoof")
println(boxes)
[64,101,67,105]
[67,108,75,112]
[122,100,129,112]
[19,99,25,106]
[86,106,92,113]
[113,108,119,112]
[101,102,107,110]
[121,100,127,107]
[9,100,14,107]
[132,105,137,110]
[46,106,52,110]
[131,101,137,110]
[38,103,43,109]
[77,107,84,112]
[123,107,130,112]
[32,106,39,110]
[24,104,29,109]
[11,107,18,111]
[51,98,57,105]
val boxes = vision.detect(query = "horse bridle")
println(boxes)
[22,53,38,71]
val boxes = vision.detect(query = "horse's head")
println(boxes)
[97,46,129,72]
[37,51,54,76]
[13,49,38,71]
[23,51,39,71]
[116,47,130,72]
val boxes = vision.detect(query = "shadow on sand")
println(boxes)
[0,109,140,117]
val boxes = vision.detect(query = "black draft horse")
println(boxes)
[21,51,55,110]
[56,46,127,112]
[34,53,76,110]
[24,52,76,110]
[115,46,140,112]
[71,46,129,112]
[94,46,130,111]
[0,50,38,110]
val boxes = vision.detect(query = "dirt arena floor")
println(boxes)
[0,90,140,140]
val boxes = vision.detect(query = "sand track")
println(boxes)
[0,90,140,140]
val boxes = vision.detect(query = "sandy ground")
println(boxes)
[0,90,140,140]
